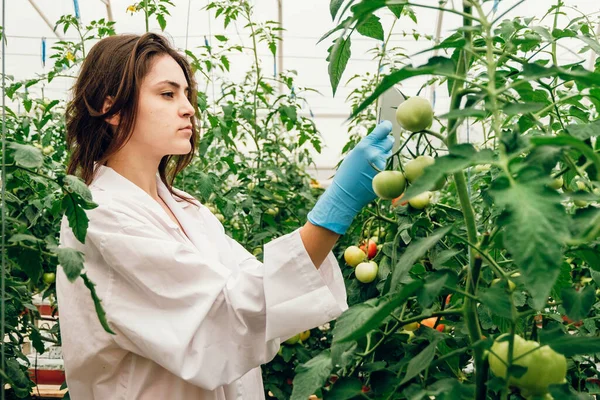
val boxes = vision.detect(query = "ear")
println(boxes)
[102,96,120,127]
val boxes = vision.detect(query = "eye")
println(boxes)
[161,92,174,98]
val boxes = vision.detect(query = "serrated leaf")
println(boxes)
[9,246,42,282]
[417,272,452,309]
[56,247,85,282]
[327,36,352,96]
[328,377,363,399]
[8,234,42,244]
[489,169,570,310]
[290,351,333,400]
[81,273,115,335]
[565,119,600,140]
[62,195,90,244]
[333,280,423,343]
[350,57,455,119]
[479,286,514,319]
[388,227,452,293]
[9,142,43,168]
[64,175,94,203]
[356,14,383,41]
[401,338,441,384]
[529,135,600,180]
[404,145,495,199]
[561,286,596,322]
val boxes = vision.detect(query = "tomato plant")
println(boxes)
[289,1,600,399]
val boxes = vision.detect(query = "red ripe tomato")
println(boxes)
[392,193,409,208]
[359,239,377,259]
[562,315,583,327]
[421,317,445,332]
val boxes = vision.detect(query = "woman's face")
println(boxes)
[126,54,195,158]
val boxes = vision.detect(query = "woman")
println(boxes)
[57,32,394,399]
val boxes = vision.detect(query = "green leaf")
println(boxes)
[356,14,384,41]
[62,195,90,244]
[403,145,495,199]
[529,135,600,180]
[388,4,404,18]
[520,63,600,87]
[571,247,600,271]
[479,286,514,319]
[540,327,600,356]
[9,246,42,282]
[330,0,346,20]
[350,57,455,119]
[8,234,42,244]
[400,338,442,384]
[413,32,466,57]
[503,102,545,116]
[579,35,600,55]
[489,168,570,310]
[56,247,85,282]
[416,272,452,309]
[327,377,363,399]
[9,142,43,168]
[81,273,116,335]
[327,36,352,96]
[565,119,600,140]
[290,351,333,400]
[157,14,167,31]
[388,227,452,293]
[333,280,423,343]
[318,17,352,44]
[5,358,31,397]
[561,286,596,322]
[64,175,94,203]
[438,107,487,119]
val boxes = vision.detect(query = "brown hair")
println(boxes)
[65,32,198,204]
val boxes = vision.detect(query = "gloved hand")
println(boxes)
[307,121,394,235]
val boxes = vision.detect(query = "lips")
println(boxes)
[179,125,193,135]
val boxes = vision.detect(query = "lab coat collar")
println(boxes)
[91,165,195,231]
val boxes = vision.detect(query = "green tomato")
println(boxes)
[574,199,588,208]
[395,97,434,132]
[355,261,378,283]
[575,180,587,191]
[265,207,279,216]
[564,80,574,89]
[408,191,432,210]
[284,333,301,345]
[491,278,516,292]
[549,177,563,190]
[42,145,55,155]
[344,246,366,267]
[474,164,491,173]
[488,334,567,397]
[372,171,406,200]
[402,322,420,331]
[299,330,311,342]
[404,156,434,183]
[42,272,56,285]
[215,213,225,222]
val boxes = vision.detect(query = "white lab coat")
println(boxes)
[56,165,348,400]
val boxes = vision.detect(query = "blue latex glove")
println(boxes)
[307,121,394,235]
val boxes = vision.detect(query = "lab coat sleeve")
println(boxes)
[83,202,346,391]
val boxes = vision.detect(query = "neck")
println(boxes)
[106,149,162,200]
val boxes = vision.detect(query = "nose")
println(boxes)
[180,96,195,118]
